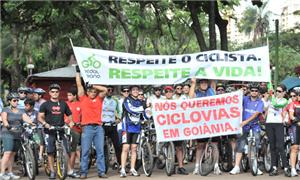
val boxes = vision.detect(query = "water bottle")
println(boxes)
[33,133,41,144]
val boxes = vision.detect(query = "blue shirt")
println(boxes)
[195,87,215,98]
[242,96,264,133]
[102,96,119,123]
[122,96,149,133]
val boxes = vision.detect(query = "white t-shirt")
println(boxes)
[266,98,286,123]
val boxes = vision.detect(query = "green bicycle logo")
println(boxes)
[81,54,101,68]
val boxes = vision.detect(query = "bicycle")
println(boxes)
[199,137,219,176]
[135,122,153,177]
[247,129,259,176]
[148,119,175,176]
[44,125,70,180]
[259,125,271,173]
[218,135,234,172]
[14,124,38,180]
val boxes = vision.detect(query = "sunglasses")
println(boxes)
[276,90,283,93]
[176,87,182,90]
[19,91,27,94]
[11,99,19,102]
[291,95,296,97]
[50,90,59,93]
[122,90,129,93]
[251,89,258,92]
[138,93,144,96]
[217,88,224,91]
[165,90,173,93]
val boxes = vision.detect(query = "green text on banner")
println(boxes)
[72,46,270,85]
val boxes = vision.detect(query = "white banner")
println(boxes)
[72,46,270,85]
[152,91,243,142]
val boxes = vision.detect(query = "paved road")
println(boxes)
[23,163,293,180]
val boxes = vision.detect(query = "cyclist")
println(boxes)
[118,86,130,144]
[65,87,81,178]
[265,84,290,177]
[229,83,264,175]
[75,66,108,179]
[0,92,35,180]
[119,85,150,177]
[102,85,122,167]
[182,83,190,99]
[17,87,29,110]
[38,83,76,179]
[189,78,216,175]
[146,85,164,107]
[164,85,188,175]
[173,84,185,100]
[32,88,47,112]
[288,89,300,177]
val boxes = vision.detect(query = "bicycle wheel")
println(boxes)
[199,143,219,176]
[141,141,153,177]
[17,148,27,177]
[263,142,271,172]
[240,152,249,172]
[56,146,68,180]
[248,142,258,176]
[24,147,37,180]
[219,141,233,172]
[44,153,50,176]
[164,142,175,176]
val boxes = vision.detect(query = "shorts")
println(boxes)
[122,132,140,144]
[2,133,21,152]
[196,137,219,143]
[289,125,300,145]
[44,132,69,154]
[70,129,81,152]
[236,131,260,153]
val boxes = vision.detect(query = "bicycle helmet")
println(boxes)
[293,87,300,95]
[33,88,46,95]
[49,83,61,91]
[249,82,260,90]
[216,82,225,89]
[225,86,236,93]
[152,85,162,91]
[7,92,20,101]
[17,87,29,93]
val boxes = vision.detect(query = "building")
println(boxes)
[280,0,300,31]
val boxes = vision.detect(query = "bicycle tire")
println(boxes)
[248,142,258,176]
[263,142,271,172]
[164,142,175,176]
[219,141,233,172]
[142,141,154,177]
[56,146,68,180]
[24,147,37,180]
[17,148,27,176]
[199,143,219,176]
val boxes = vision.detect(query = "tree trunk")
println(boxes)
[208,1,216,50]
[11,31,22,90]
[187,1,208,51]
[215,3,228,51]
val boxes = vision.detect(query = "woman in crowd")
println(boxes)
[0,92,35,180]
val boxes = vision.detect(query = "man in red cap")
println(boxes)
[163,85,188,175]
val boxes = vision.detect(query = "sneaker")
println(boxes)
[257,169,263,175]
[120,170,127,178]
[7,173,20,180]
[291,168,298,177]
[229,166,240,175]
[98,173,108,178]
[0,173,11,180]
[177,167,189,175]
[80,174,87,179]
[192,167,199,175]
[284,168,291,177]
[129,169,140,177]
[269,168,278,176]
[214,164,222,175]
[68,171,80,178]
[49,171,56,179]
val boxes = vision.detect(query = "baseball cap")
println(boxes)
[164,86,174,91]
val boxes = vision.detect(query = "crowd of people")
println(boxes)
[0,65,299,180]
